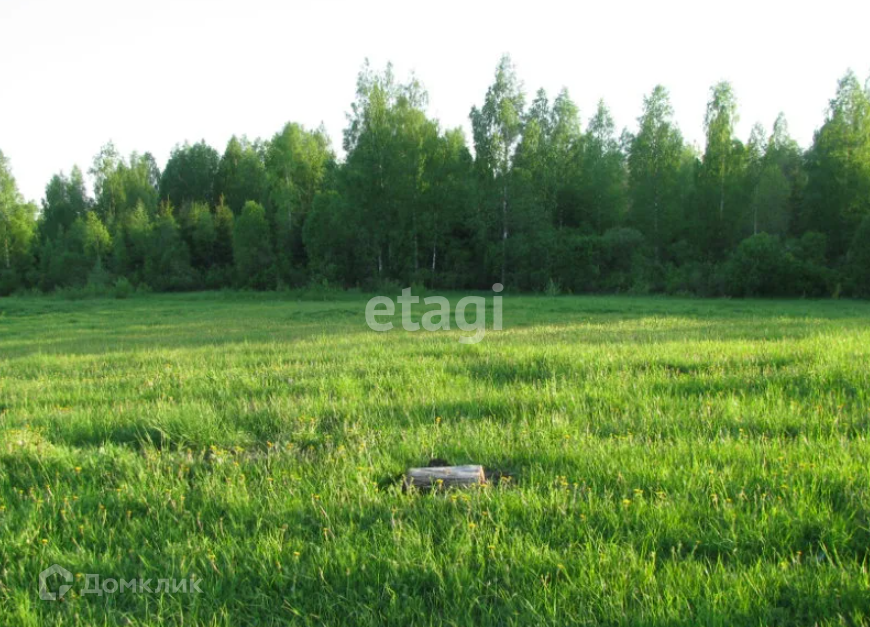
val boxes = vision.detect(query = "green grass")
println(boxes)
[1,292,870,626]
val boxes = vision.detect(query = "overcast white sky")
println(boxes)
[2,0,868,204]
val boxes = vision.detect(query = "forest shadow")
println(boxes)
[2,294,869,361]
[0,317,370,359]
[650,369,864,403]
[454,351,808,389]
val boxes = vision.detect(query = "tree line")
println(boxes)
[2,57,870,299]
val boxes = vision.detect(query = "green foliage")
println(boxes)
[159,141,220,209]
[4,64,870,300]
[551,230,603,293]
[114,276,133,299]
[471,54,526,284]
[628,86,688,257]
[82,211,111,260]
[698,82,744,257]
[0,269,19,296]
[471,55,525,183]
[40,166,89,241]
[303,190,356,284]
[233,201,274,289]
[723,231,834,298]
[86,255,112,293]
[90,144,160,226]
[600,227,648,292]
[213,198,235,269]
[544,277,561,296]
[181,201,216,272]
[803,70,870,258]
[847,216,870,296]
[112,201,153,286]
[265,123,333,285]
[0,151,36,293]
[748,113,803,237]
[577,101,626,233]
[145,203,195,291]
[724,233,789,296]
[214,136,266,214]
[340,61,444,286]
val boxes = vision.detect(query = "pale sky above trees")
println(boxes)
[2,0,868,203]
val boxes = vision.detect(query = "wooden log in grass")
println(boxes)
[405,465,486,489]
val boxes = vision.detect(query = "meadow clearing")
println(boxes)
[1,292,869,626]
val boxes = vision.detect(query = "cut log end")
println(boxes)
[405,465,486,490]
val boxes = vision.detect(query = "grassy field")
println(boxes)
[1,292,870,626]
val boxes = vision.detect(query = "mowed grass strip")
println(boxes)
[1,293,869,626]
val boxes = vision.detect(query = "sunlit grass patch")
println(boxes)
[1,293,869,625]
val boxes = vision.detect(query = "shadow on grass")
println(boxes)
[452,352,805,388]
[651,370,864,403]
[4,293,870,360]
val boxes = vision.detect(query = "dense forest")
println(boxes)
[2,57,870,298]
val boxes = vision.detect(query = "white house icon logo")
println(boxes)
[38,564,73,601]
